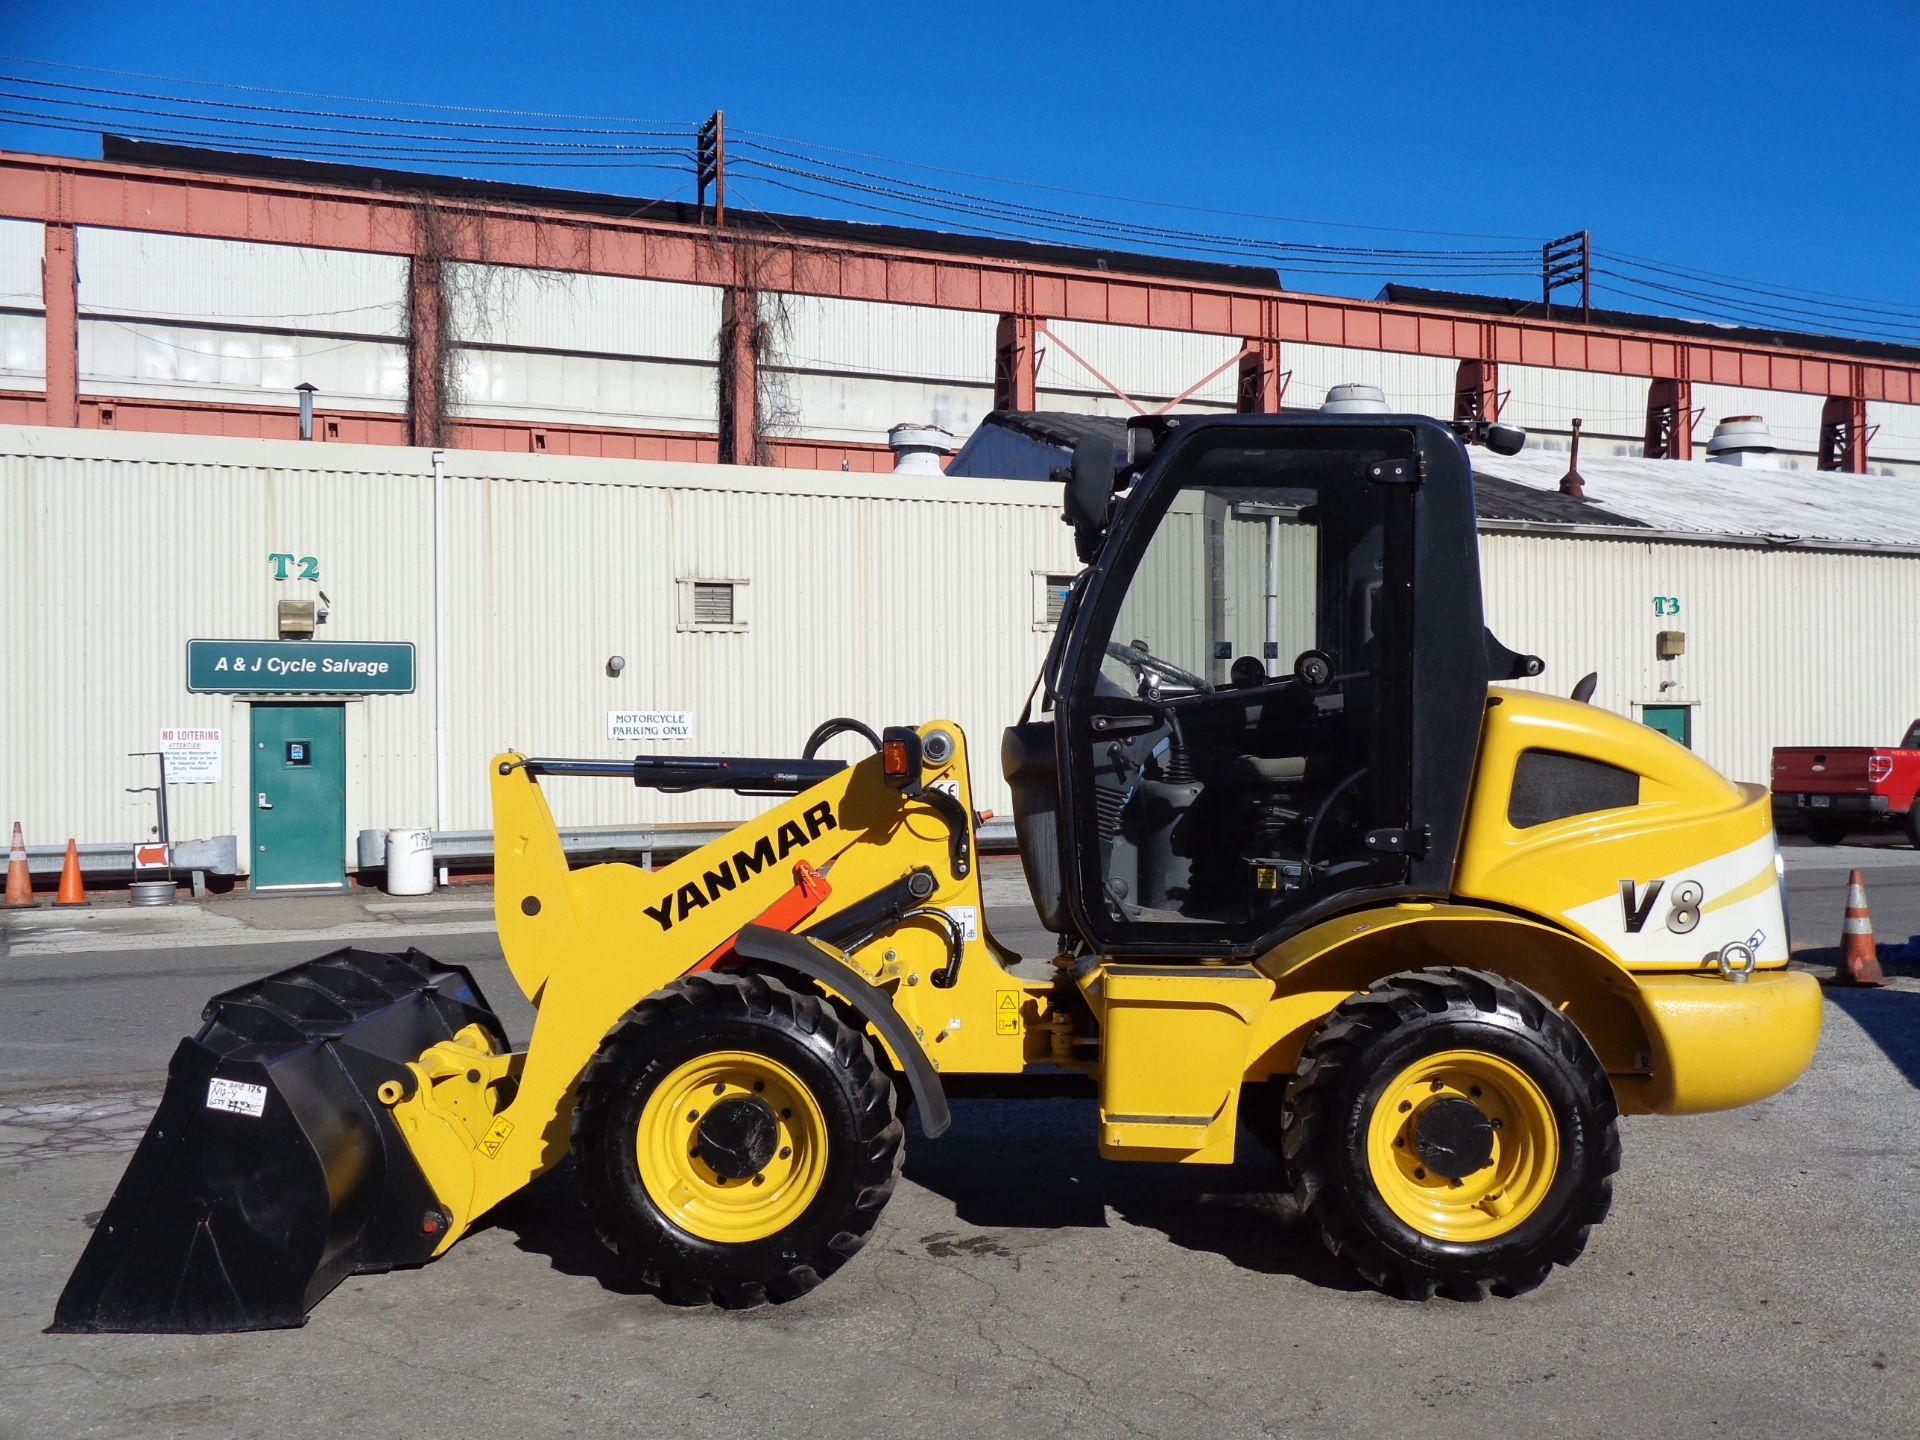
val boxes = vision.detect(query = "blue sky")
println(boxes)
[5,1,1917,340]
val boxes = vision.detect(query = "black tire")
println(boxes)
[1804,815,1849,846]
[572,971,903,1307]
[1282,967,1619,1301]
[1905,807,1920,851]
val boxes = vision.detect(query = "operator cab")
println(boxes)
[1005,413,1530,957]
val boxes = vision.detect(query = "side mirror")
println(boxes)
[1483,423,1527,456]
[1063,434,1117,531]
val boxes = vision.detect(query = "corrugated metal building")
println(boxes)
[5,420,1918,887]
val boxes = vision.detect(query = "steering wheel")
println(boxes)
[1105,640,1211,697]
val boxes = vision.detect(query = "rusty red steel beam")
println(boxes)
[2,150,1915,405]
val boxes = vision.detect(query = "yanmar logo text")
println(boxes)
[644,802,838,930]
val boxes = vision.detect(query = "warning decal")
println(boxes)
[996,990,1022,1036]
[205,1077,268,1117]
[478,1117,515,1158]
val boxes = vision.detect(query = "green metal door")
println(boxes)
[250,704,346,889]
[1641,703,1692,749]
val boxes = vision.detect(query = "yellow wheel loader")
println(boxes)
[53,414,1821,1332]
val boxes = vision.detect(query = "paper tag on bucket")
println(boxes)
[205,1078,268,1117]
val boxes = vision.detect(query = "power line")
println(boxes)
[729,139,1535,261]
[0,72,692,138]
[1601,243,1920,315]
[733,168,1539,280]
[0,53,695,125]
[0,89,693,154]
[729,124,1542,243]
[0,110,694,171]
[1598,248,1920,324]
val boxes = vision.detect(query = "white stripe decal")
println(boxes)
[1562,831,1788,966]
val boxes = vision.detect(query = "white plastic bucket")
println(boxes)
[384,828,435,896]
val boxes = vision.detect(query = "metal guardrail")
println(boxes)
[13,817,1020,885]
[358,816,1020,871]
[15,835,239,879]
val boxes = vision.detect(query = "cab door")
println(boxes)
[1055,423,1425,955]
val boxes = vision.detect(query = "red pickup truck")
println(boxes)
[1772,720,1920,846]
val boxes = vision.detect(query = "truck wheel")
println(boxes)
[1805,815,1849,846]
[1906,808,1920,850]
[1282,967,1619,1300]
[572,971,903,1307]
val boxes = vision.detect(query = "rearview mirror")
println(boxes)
[1063,435,1118,563]
[1483,423,1527,456]
[1063,434,1117,532]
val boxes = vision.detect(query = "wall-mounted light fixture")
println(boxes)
[606,655,626,677]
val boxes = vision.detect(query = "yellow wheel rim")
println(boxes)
[637,1050,829,1244]
[1365,1049,1560,1243]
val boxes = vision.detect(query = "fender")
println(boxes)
[729,924,952,1138]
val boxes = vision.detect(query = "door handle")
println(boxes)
[257,792,274,810]
[1090,713,1160,736]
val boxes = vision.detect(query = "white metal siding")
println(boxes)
[6,425,1917,867]
[445,263,719,360]
[0,439,435,856]
[1690,383,1826,462]
[0,313,43,390]
[1868,400,1920,463]
[1501,364,1648,441]
[0,218,43,306]
[1479,533,1920,787]
[0,427,1081,850]
[449,347,716,430]
[769,371,992,445]
[1039,320,1243,407]
[77,320,409,411]
[1280,343,1457,416]
[77,229,407,336]
[770,295,995,383]
[1034,388,1233,422]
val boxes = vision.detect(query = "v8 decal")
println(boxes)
[1619,878,1703,935]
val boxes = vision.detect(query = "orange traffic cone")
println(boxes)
[1833,868,1884,987]
[54,839,87,908]
[4,821,32,908]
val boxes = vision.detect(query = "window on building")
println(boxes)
[678,577,748,631]
[1034,571,1077,630]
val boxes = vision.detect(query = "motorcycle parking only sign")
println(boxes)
[608,711,693,743]
[160,727,223,783]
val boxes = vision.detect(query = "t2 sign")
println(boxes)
[269,553,320,581]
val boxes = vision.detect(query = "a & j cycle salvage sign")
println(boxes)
[187,640,416,695]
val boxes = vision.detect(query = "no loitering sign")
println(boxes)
[159,727,222,783]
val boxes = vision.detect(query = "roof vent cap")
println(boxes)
[888,423,957,475]
[1320,383,1389,414]
[1704,415,1779,467]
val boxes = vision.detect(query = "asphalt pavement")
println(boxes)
[3,851,1918,1439]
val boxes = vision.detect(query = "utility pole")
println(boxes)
[1541,230,1591,322]
[696,111,726,226]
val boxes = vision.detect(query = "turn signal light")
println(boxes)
[1868,753,1894,783]
[883,740,911,777]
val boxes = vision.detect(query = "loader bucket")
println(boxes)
[50,947,505,1334]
